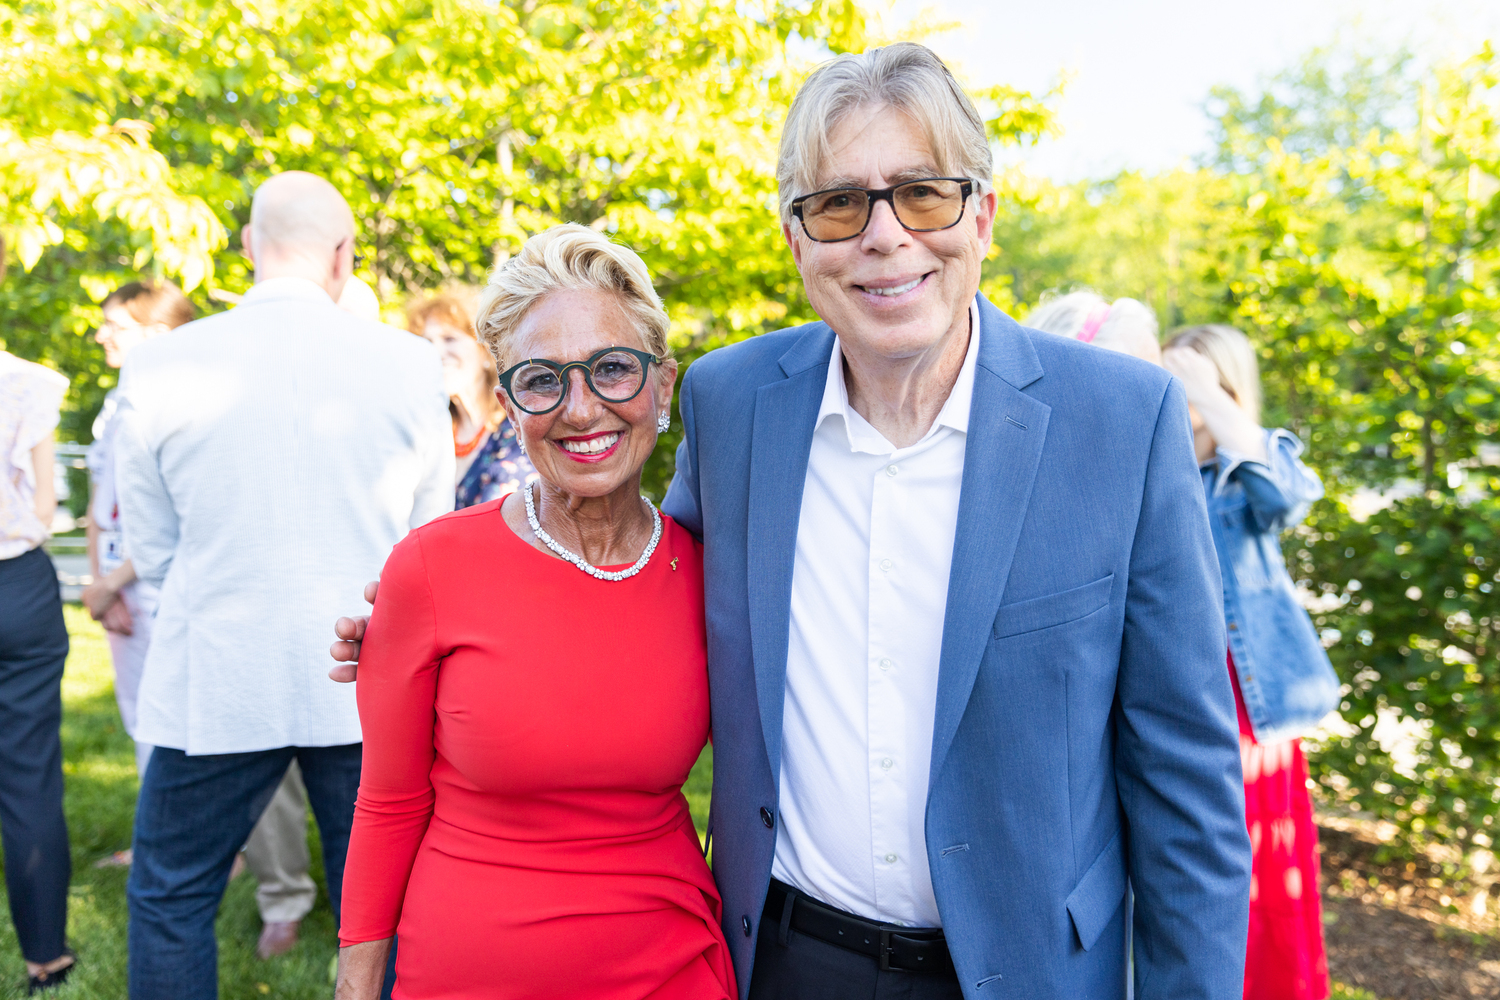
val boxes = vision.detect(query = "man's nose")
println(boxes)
[861,198,908,251]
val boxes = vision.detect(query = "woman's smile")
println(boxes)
[555,431,623,461]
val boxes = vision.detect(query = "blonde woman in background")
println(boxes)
[1025,289,1162,364]
[407,290,535,508]
[0,347,75,993]
[1163,324,1337,1000]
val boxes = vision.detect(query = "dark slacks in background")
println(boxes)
[126,742,362,1000]
[0,545,72,965]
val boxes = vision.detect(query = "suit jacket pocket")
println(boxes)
[1065,828,1127,951]
[992,573,1114,640]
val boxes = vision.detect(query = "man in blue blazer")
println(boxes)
[658,44,1251,998]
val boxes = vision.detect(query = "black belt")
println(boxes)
[763,879,954,974]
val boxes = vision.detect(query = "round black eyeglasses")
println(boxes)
[791,177,975,243]
[498,346,660,415]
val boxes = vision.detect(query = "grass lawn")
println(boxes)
[2,610,1376,998]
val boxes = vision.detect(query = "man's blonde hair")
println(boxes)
[475,224,672,369]
[1163,324,1263,423]
[777,42,993,229]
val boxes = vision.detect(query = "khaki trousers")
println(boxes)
[243,760,316,923]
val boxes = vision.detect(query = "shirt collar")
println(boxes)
[240,276,334,307]
[817,299,982,454]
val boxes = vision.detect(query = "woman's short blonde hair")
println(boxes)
[475,224,672,370]
[777,42,993,229]
[1026,290,1161,365]
[1163,324,1263,423]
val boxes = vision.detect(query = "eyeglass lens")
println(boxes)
[509,350,646,412]
[800,179,967,242]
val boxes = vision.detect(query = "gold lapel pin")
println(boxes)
[670,557,679,571]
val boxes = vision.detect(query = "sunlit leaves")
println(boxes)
[0,120,225,289]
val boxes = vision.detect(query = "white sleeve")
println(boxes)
[408,352,456,529]
[10,365,67,490]
[114,368,180,588]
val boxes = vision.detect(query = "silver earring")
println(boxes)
[656,411,670,433]
[516,434,526,455]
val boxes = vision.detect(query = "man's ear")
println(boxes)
[240,224,256,268]
[782,222,804,271]
[973,189,998,247]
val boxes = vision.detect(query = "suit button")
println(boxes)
[742,915,752,936]
[761,807,775,829]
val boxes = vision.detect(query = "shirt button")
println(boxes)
[761,807,775,829]
[885,853,898,864]
[879,658,893,671]
[886,464,899,477]
[879,558,893,572]
[742,915,752,936]
[881,758,894,770]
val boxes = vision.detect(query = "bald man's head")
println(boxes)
[243,172,357,299]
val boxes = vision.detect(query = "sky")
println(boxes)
[876,0,1500,182]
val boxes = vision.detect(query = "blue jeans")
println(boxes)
[126,743,362,1000]
[0,546,71,964]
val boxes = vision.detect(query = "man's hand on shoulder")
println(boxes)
[328,579,379,682]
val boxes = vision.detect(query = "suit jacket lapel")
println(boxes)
[746,324,834,781]
[929,296,1051,786]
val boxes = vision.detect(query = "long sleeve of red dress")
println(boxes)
[339,500,734,1000]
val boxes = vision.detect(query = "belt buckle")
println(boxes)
[879,928,894,971]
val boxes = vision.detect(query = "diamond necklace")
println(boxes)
[522,481,662,582]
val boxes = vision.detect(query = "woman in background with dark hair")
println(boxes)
[0,345,74,993]
[406,290,534,507]
[83,280,196,786]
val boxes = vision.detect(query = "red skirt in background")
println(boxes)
[1230,652,1331,1000]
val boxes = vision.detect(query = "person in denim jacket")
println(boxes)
[1163,324,1339,1000]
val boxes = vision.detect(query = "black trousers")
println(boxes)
[748,892,964,1000]
[0,546,72,964]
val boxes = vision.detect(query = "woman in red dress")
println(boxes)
[335,224,735,999]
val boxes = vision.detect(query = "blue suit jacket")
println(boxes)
[662,294,1251,999]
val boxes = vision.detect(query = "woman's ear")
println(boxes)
[497,388,519,427]
[656,359,679,411]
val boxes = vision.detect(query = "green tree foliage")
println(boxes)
[990,43,1500,854]
[0,0,1053,492]
[1225,47,1500,855]
[0,0,872,443]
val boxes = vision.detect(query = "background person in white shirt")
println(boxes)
[83,279,196,786]
[117,171,453,1000]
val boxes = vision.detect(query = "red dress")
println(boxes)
[339,499,735,1000]
[1230,653,1330,1000]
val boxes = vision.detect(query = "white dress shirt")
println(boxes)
[116,277,454,755]
[771,302,979,927]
